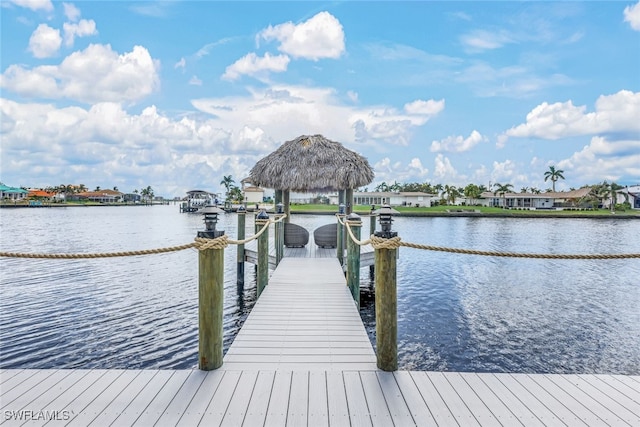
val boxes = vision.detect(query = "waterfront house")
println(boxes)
[27,189,54,200]
[73,189,124,203]
[479,187,592,209]
[328,191,437,207]
[0,183,28,201]
[617,185,640,209]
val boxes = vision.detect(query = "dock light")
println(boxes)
[198,205,225,238]
[374,204,399,238]
[237,205,246,213]
[276,202,284,214]
[256,209,269,220]
[339,203,346,215]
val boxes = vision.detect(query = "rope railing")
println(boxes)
[0,214,286,259]
[341,217,640,260]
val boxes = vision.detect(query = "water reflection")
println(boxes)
[1,207,638,373]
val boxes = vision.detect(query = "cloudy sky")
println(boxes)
[1,0,639,197]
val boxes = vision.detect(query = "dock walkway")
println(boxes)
[1,256,639,425]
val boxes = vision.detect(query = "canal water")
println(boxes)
[1,205,638,374]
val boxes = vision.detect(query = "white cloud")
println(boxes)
[258,11,345,60]
[558,136,640,183]
[404,99,445,116]
[430,130,484,153]
[63,2,80,21]
[460,29,513,51]
[456,61,573,98]
[372,157,429,186]
[189,75,202,86]
[222,52,290,81]
[191,85,443,148]
[9,0,53,12]
[347,90,358,103]
[500,90,640,142]
[1,44,160,104]
[433,154,459,181]
[624,1,640,31]
[63,19,97,47]
[0,98,252,196]
[28,24,61,58]
[174,57,186,69]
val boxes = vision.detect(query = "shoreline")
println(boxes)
[2,203,639,219]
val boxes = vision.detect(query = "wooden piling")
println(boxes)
[375,241,397,371]
[369,210,376,279]
[336,213,345,265]
[256,214,270,297]
[275,215,284,265]
[198,242,224,370]
[346,215,361,308]
[236,208,246,285]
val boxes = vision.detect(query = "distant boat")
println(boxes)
[180,190,217,213]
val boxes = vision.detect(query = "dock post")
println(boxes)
[346,213,362,308]
[337,203,346,265]
[374,204,399,371]
[369,206,376,280]
[236,206,246,285]
[197,206,225,370]
[256,210,270,297]
[275,203,284,265]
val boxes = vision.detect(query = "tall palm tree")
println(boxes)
[493,183,514,208]
[375,182,390,192]
[220,175,235,199]
[544,166,565,192]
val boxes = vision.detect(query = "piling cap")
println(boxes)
[256,209,269,220]
[346,212,361,221]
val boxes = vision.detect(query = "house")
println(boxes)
[0,183,28,201]
[243,186,265,204]
[74,189,124,203]
[27,189,55,200]
[329,191,437,208]
[479,187,592,209]
[617,185,640,209]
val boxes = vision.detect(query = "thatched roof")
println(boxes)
[249,135,374,191]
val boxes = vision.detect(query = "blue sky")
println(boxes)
[1,0,639,198]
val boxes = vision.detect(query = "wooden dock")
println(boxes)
[1,252,639,425]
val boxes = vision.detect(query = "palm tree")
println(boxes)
[493,183,514,208]
[220,175,235,199]
[544,166,565,192]
[375,182,390,192]
[520,187,529,193]
[443,185,459,205]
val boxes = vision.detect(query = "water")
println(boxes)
[1,206,639,374]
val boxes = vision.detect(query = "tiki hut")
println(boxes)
[249,134,374,220]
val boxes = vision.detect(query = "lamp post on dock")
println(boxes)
[197,206,225,370]
[373,204,399,371]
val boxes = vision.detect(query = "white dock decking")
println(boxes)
[1,258,639,426]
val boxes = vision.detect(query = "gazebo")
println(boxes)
[249,134,374,221]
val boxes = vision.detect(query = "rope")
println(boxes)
[2,214,638,260]
[342,220,640,259]
[0,214,287,259]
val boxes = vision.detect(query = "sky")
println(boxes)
[1,0,639,198]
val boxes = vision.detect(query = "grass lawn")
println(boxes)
[288,203,640,217]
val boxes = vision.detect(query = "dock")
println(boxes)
[1,227,639,426]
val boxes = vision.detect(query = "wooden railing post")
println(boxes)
[337,203,346,265]
[346,213,362,308]
[197,206,225,370]
[275,203,284,265]
[369,207,376,280]
[236,206,246,285]
[256,210,270,297]
[374,204,398,371]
